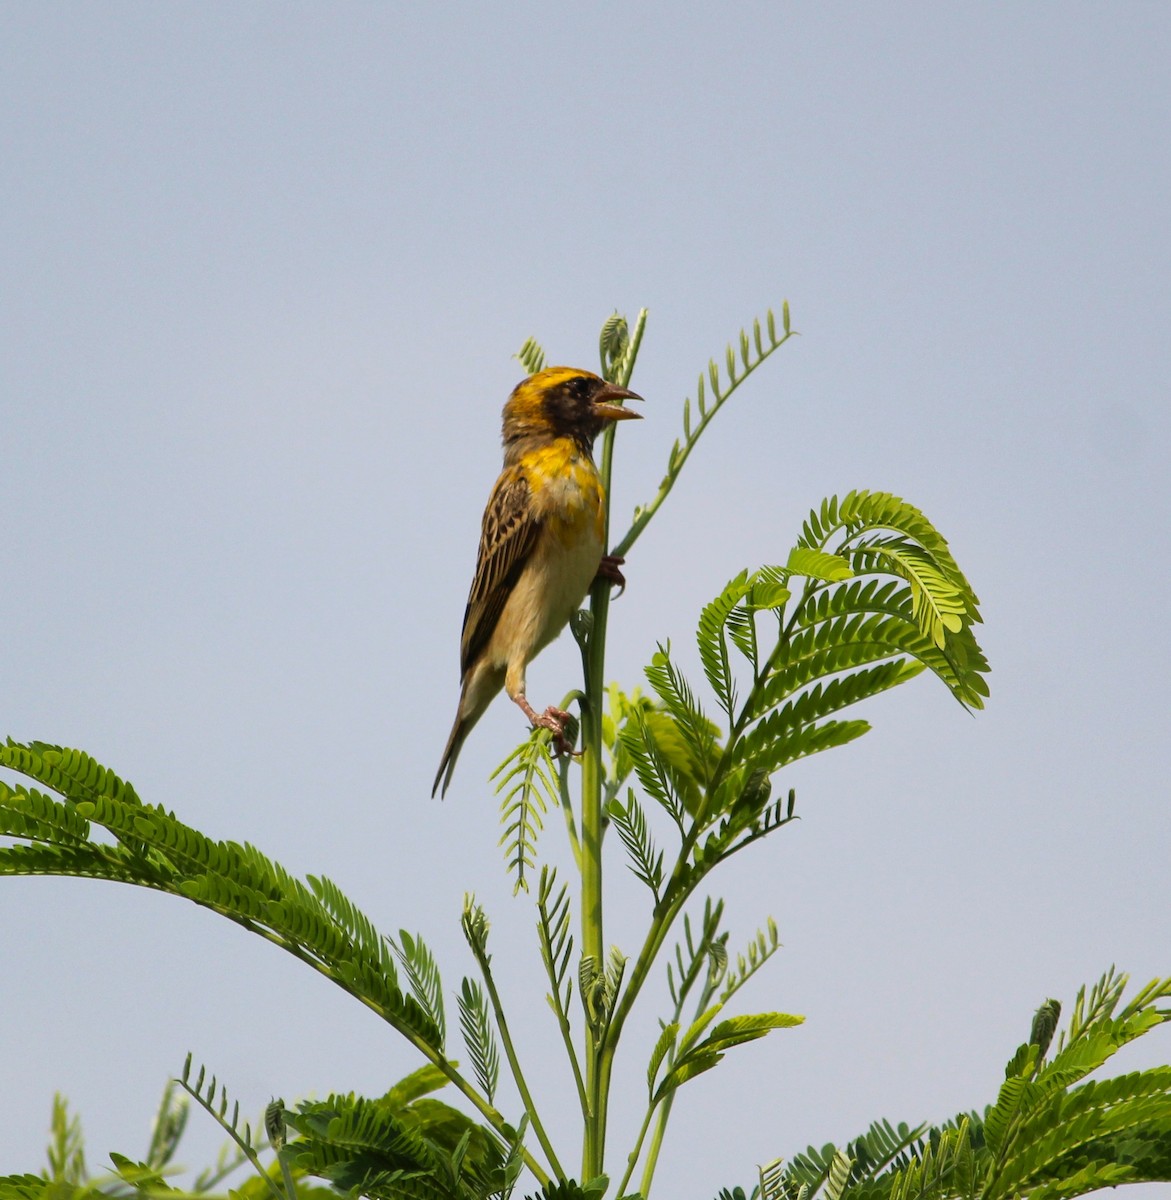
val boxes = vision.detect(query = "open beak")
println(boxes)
[593,383,644,422]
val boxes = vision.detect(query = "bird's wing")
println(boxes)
[460,466,542,677]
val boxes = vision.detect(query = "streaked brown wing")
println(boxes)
[459,467,541,677]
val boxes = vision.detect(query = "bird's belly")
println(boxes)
[488,523,603,668]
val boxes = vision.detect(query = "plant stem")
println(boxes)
[580,641,605,1178]
[622,908,718,1197]
[580,308,648,1180]
[208,900,554,1187]
[558,759,582,871]
[475,947,566,1179]
[611,325,794,561]
[276,1149,300,1200]
[638,1091,675,1198]
[615,1096,660,1199]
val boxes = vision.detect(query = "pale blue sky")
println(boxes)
[2,4,1170,1196]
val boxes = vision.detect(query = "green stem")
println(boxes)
[595,885,692,1127]
[55,867,552,1188]
[598,590,814,1138]
[557,688,584,870]
[641,933,724,1197]
[559,759,582,872]
[581,308,648,1180]
[475,947,567,1179]
[612,325,794,561]
[615,1096,660,1199]
[626,909,720,1197]
[176,1077,285,1200]
[276,1149,300,1200]
[580,659,605,1178]
[552,989,590,1120]
[638,1091,675,1198]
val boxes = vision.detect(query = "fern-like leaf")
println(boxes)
[492,733,559,894]
[178,1055,281,1200]
[697,571,751,720]
[665,901,725,1012]
[536,867,574,1014]
[646,1023,680,1097]
[458,979,500,1105]
[394,930,447,1050]
[617,708,691,828]
[719,917,781,1003]
[656,1011,802,1100]
[613,305,797,560]
[0,741,441,1052]
[607,790,664,900]
[515,336,546,376]
[644,645,720,785]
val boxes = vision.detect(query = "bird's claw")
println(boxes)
[597,554,627,597]
[532,705,579,756]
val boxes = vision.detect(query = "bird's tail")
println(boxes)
[432,710,469,798]
[432,667,499,798]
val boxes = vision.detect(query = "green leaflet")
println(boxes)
[645,1023,680,1096]
[644,647,720,785]
[665,901,726,1014]
[736,661,921,767]
[289,1089,515,1200]
[309,873,401,984]
[394,931,447,1051]
[786,546,854,583]
[525,1178,610,1200]
[777,1117,928,1199]
[823,1148,854,1200]
[675,1003,724,1057]
[492,732,559,895]
[607,790,664,899]
[766,970,1171,1200]
[536,867,574,1015]
[0,740,143,810]
[719,917,781,1004]
[751,609,986,715]
[730,718,871,781]
[797,576,912,627]
[697,571,752,719]
[515,336,547,377]
[616,708,692,826]
[796,490,983,654]
[0,740,442,1053]
[851,537,967,649]
[384,1065,452,1108]
[0,780,91,845]
[458,979,501,1105]
[655,1011,803,1101]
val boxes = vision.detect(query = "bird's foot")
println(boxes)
[596,554,627,596]
[536,705,580,756]
[515,696,579,756]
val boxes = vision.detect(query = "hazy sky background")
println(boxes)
[2,4,1169,1196]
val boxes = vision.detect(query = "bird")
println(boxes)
[432,366,642,797]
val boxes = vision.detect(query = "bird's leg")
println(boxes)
[596,553,627,596]
[513,694,578,756]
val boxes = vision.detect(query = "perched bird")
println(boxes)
[432,367,642,797]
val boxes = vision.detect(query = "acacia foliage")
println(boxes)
[757,969,1171,1200]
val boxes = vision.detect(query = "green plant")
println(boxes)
[750,969,1171,1200]
[6,307,1153,1200]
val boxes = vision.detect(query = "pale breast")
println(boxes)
[484,442,606,677]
